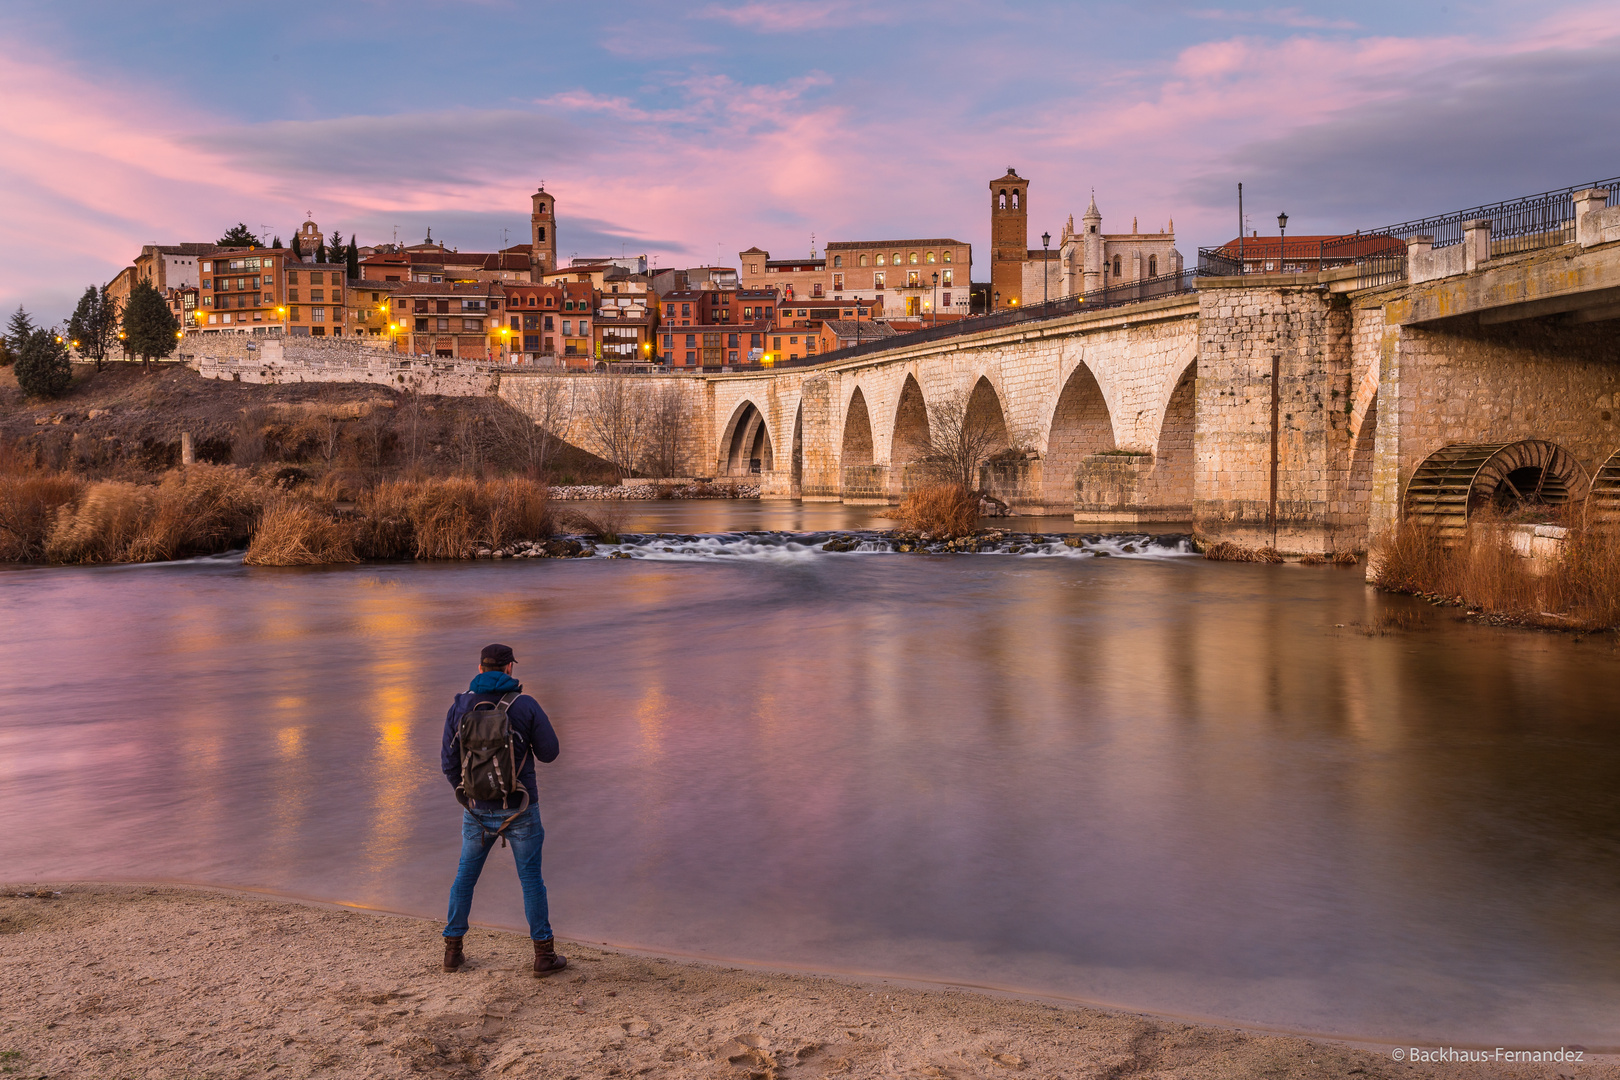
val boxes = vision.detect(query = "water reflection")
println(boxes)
[2,514,1619,1046]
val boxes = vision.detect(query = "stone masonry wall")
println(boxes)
[193,337,497,397]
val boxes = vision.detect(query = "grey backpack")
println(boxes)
[455,692,530,844]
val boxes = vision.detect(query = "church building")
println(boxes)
[990,168,1183,309]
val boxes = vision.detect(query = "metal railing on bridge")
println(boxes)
[781,267,1204,368]
[1199,174,1620,292]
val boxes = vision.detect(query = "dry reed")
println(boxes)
[244,501,359,566]
[0,473,85,562]
[1200,540,1283,563]
[892,483,979,539]
[560,502,629,544]
[1371,510,1620,629]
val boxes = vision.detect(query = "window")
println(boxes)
[202,262,212,272]
[892,252,902,265]
[290,306,301,321]
[942,269,953,286]
[1011,190,1019,209]
[663,335,673,349]
[833,274,843,292]
[311,289,324,302]
[875,254,884,266]
[289,289,299,302]
[857,308,868,316]
[728,333,739,347]
[463,318,482,331]
[523,314,538,330]
[202,278,211,290]
[524,335,539,350]
[395,298,407,309]
[562,320,572,336]
[437,317,449,331]
[943,250,952,263]
[907,271,920,287]
[544,315,553,330]
[751,334,762,347]
[833,255,842,267]
[1148,255,1158,277]
[874,272,885,289]
[728,351,738,363]
[1113,255,1122,277]
[773,337,782,349]
[942,292,952,307]
[844,309,854,316]
[789,336,798,345]
[681,303,690,316]
[926,252,935,263]
[909,252,918,265]
[811,283,823,298]
[685,351,696,364]
[998,190,1007,210]
[436,300,449,314]
[805,339,816,353]
[416,317,428,331]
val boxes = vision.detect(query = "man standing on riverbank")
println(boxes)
[440,643,566,977]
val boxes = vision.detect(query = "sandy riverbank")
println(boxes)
[0,885,1609,1079]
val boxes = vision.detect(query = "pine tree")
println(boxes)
[14,324,72,398]
[291,233,303,259]
[218,223,258,247]
[316,239,328,264]
[67,286,106,371]
[6,306,35,349]
[328,229,345,265]
[271,236,283,249]
[122,280,180,369]
[345,234,360,280]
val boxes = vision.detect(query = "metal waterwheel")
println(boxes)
[1403,440,1586,541]
[1587,446,1620,526]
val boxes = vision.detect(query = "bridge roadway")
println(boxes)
[501,201,1620,555]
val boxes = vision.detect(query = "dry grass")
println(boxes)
[243,501,359,566]
[44,465,268,564]
[1201,540,1283,563]
[349,475,554,561]
[560,502,630,544]
[0,474,85,562]
[893,483,979,539]
[1371,510,1620,629]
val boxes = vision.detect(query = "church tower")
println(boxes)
[990,168,1028,309]
[530,185,557,274]
[1081,193,1104,294]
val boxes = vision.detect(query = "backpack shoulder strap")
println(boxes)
[495,692,519,717]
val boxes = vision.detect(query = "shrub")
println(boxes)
[244,501,358,566]
[45,465,268,563]
[892,483,979,539]
[1201,541,1283,563]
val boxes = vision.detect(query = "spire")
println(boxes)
[1084,189,1101,220]
[1168,216,1174,234]
[1132,216,1138,233]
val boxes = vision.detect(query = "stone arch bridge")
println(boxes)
[501,196,1620,555]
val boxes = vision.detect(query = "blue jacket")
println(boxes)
[440,671,560,809]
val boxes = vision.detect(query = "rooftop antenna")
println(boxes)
[810,232,816,258]
[392,225,399,246]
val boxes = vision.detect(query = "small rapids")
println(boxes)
[591,530,1198,563]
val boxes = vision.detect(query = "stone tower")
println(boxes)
[530,185,557,274]
[1081,193,1104,294]
[990,168,1028,309]
[295,217,321,262]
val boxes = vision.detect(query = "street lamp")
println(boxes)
[1041,231,1051,306]
[931,271,939,325]
[994,290,1000,312]
[1277,211,1289,273]
[118,329,126,360]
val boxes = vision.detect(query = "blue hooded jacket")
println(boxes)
[440,671,560,809]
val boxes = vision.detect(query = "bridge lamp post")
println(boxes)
[931,271,939,325]
[1277,211,1288,273]
[1042,231,1051,306]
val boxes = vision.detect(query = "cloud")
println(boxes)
[1188,7,1360,30]
[694,1,898,32]
[1178,43,1620,234]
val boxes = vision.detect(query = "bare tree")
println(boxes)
[921,386,1009,491]
[580,375,649,480]
[493,377,573,480]
[639,380,688,479]
[397,391,428,471]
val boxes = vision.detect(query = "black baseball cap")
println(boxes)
[480,643,516,667]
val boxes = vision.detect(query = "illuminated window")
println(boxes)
[943,250,952,263]
[926,252,935,263]
[909,252,918,264]
[832,255,842,267]
[860,254,868,266]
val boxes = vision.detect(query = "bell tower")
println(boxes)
[990,168,1028,309]
[530,185,557,274]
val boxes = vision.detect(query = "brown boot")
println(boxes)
[443,936,465,972]
[532,937,567,977]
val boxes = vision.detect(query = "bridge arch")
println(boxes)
[1150,359,1196,511]
[1042,360,1116,506]
[1404,439,1588,538]
[892,373,930,465]
[721,398,773,475]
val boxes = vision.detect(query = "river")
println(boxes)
[3,501,1618,1047]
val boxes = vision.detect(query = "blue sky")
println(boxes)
[2,0,1617,321]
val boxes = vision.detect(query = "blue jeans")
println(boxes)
[444,803,552,942]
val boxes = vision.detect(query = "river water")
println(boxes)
[3,501,1619,1047]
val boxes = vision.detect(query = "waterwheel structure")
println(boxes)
[1402,440,1587,540]
[1587,445,1620,526]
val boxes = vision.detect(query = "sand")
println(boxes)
[0,885,1609,1079]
